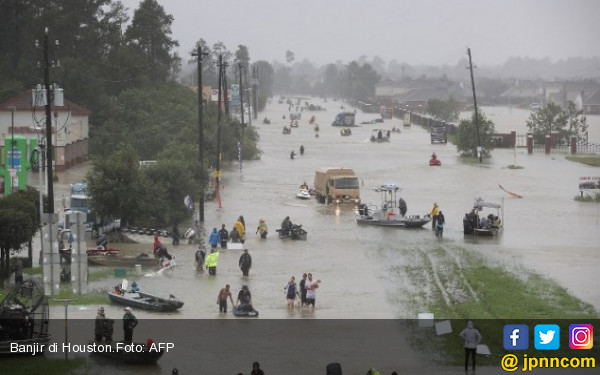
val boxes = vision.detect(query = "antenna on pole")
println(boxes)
[467,47,482,163]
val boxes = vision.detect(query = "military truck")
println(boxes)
[313,168,360,205]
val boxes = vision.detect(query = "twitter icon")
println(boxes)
[535,324,560,350]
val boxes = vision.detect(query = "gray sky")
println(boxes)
[122,0,600,66]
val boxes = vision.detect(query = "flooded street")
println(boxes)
[45,97,600,321]
[36,98,599,373]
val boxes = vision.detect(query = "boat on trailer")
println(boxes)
[355,184,431,228]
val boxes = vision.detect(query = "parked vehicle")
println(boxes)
[314,168,360,205]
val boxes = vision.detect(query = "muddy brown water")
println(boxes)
[32,98,599,374]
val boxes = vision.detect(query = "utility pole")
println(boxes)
[245,65,252,127]
[467,47,482,163]
[223,61,229,116]
[215,55,223,208]
[192,45,209,222]
[252,67,259,120]
[43,27,55,212]
[238,63,245,171]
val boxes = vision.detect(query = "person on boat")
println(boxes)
[153,234,161,256]
[290,150,296,159]
[479,216,491,229]
[431,152,437,160]
[284,276,299,309]
[436,211,445,236]
[130,281,140,293]
[239,249,252,276]
[236,285,254,312]
[96,233,108,249]
[204,249,219,276]
[114,285,124,295]
[463,213,474,234]
[195,247,206,271]
[386,130,391,139]
[208,227,220,250]
[300,145,305,155]
[230,227,240,243]
[217,284,234,314]
[492,215,501,228]
[235,216,246,244]
[281,216,293,236]
[398,197,407,217]
[377,129,383,140]
[122,307,138,343]
[256,219,268,239]
[300,182,309,190]
[430,203,440,230]
[218,224,229,249]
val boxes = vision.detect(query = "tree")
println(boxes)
[234,44,250,67]
[427,97,461,122]
[124,0,180,82]
[86,144,149,227]
[285,50,295,65]
[0,196,37,287]
[526,101,587,144]
[456,111,496,158]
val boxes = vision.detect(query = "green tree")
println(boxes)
[526,101,588,145]
[456,111,496,158]
[252,60,274,99]
[86,144,149,227]
[426,97,461,122]
[285,50,295,65]
[124,0,180,83]
[188,38,218,86]
[0,196,37,287]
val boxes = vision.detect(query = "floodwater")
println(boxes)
[33,98,600,373]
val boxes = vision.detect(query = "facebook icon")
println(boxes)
[504,325,529,350]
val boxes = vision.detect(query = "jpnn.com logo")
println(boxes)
[503,325,529,350]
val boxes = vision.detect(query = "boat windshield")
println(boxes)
[334,177,359,189]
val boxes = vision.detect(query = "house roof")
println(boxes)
[0,90,90,116]
[394,87,466,102]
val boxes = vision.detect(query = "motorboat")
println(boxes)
[282,126,291,134]
[370,129,390,142]
[296,189,311,200]
[463,197,503,236]
[340,128,352,136]
[290,120,299,128]
[108,280,184,312]
[88,253,156,267]
[355,184,431,228]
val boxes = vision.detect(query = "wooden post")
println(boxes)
[570,136,577,154]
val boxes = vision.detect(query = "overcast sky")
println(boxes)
[122,0,600,67]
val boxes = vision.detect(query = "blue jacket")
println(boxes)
[209,230,220,246]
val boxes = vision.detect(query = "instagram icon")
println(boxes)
[569,324,593,349]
